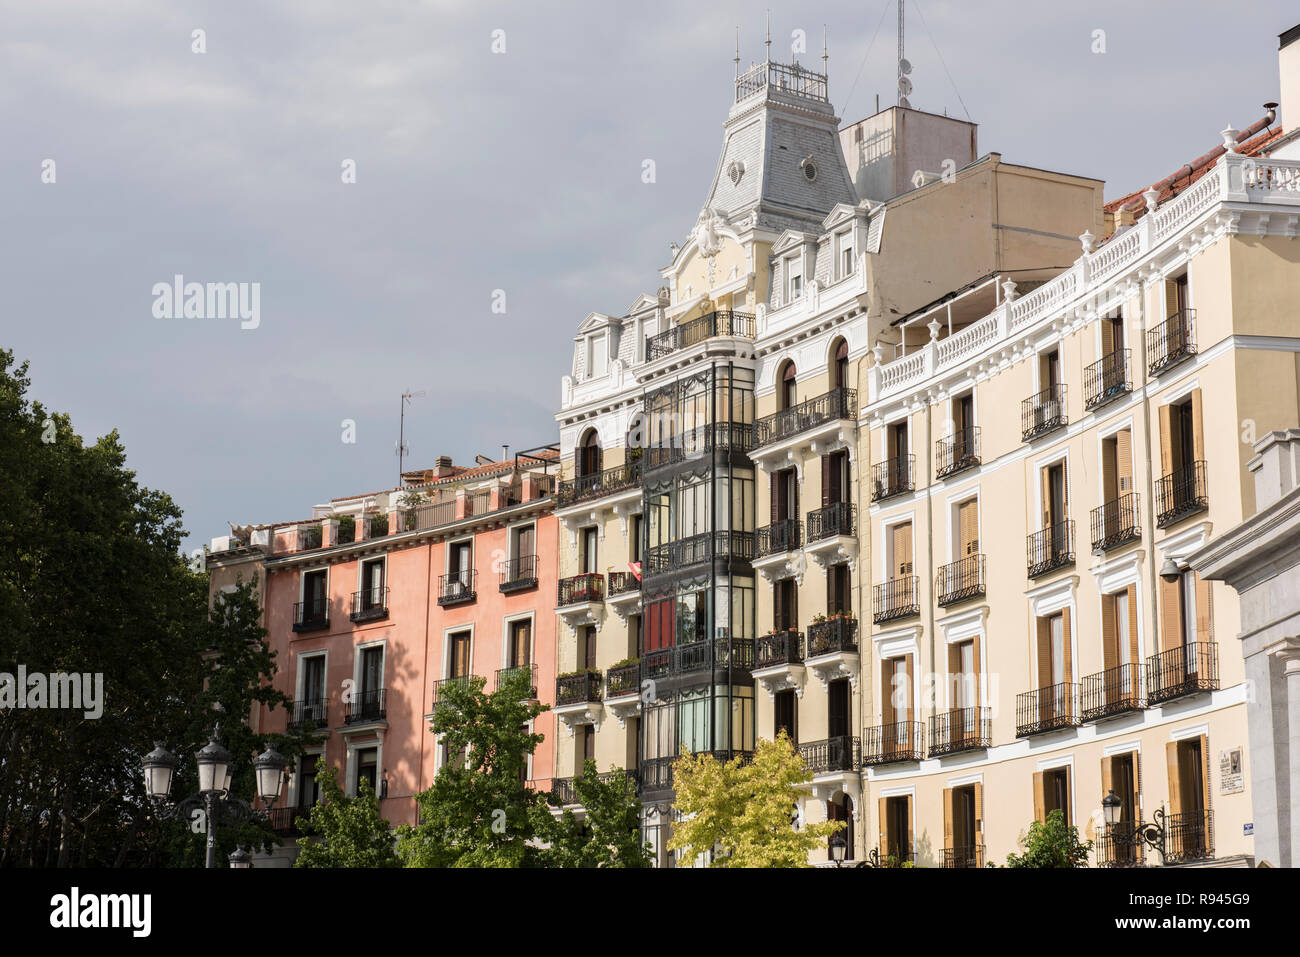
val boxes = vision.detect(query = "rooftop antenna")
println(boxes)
[734,26,740,78]
[764,9,771,62]
[397,388,425,485]
[822,25,828,75]
[897,0,913,108]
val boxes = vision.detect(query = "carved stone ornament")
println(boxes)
[694,207,729,258]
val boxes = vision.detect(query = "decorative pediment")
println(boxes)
[772,229,816,257]
[575,311,615,335]
[821,202,864,233]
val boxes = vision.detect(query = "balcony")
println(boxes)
[752,630,805,698]
[675,637,756,676]
[798,735,860,774]
[936,554,985,606]
[1096,824,1145,868]
[936,427,980,479]
[871,455,914,502]
[432,675,474,705]
[805,617,858,689]
[494,663,537,695]
[940,844,985,868]
[1021,384,1068,442]
[288,698,327,730]
[1015,682,1081,737]
[753,387,857,449]
[438,569,477,606]
[1147,642,1219,705]
[549,770,638,807]
[644,310,755,361]
[499,554,539,594]
[1027,520,1074,577]
[292,597,329,633]
[556,573,604,626]
[873,576,918,624]
[1166,809,1214,864]
[1090,493,1141,552]
[645,422,754,470]
[639,757,674,792]
[268,806,302,836]
[343,688,386,725]
[806,501,856,543]
[875,844,915,867]
[349,587,388,623]
[1155,460,1208,528]
[862,721,924,765]
[756,519,802,557]
[556,670,602,706]
[297,524,323,551]
[1147,309,1197,376]
[1084,349,1132,410]
[556,461,641,508]
[927,707,990,757]
[644,530,754,574]
[1081,663,1146,721]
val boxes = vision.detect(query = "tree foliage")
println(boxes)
[540,759,653,868]
[668,732,843,867]
[294,759,399,868]
[1005,809,1093,868]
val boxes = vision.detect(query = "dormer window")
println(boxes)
[836,231,854,279]
[586,332,608,379]
[785,256,803,302]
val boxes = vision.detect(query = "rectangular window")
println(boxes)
[629,514,642,563]
[677,588,709,645]
[774,689,797,744]
[956,498,979,556]
[302,569,327,622]
[301,655,325,705]
[448,541,473,592]
[582,625,598,670]
[644,598,674,651]
[580,527,598,574]
[828,678,850,738]
[361,557,384,608]
[628,613,642,658]
[355,747,378,795]
[774,578,798,632]
[827,562,851,615]
[883,795,911,861]
[588,333,607,379]
[509,619,531,669]
[890,521,913,577]
[297,756,321,811]
[822,450,849,506]
[359,646,384,695]
[448,631,471,678]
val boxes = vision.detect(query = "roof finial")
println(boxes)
[822,25,828,75]
[734,26,740,78]
[765,9,771,61]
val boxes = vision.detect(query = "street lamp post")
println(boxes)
[1101,789,1168,864]
[142,724,289,868]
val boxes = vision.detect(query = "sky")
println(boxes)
[2,0,1294,554]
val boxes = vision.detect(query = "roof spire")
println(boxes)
[764,9,771,61]
[822,25,828,75]
[734,26,740,78]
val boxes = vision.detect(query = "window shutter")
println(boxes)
[1102,594,1118,672]
[1101,319,1114,356]
[1166,741,1183,815]
[1117,429,1133,493]
[943,788,954,850]
[904,795,914,856]
[1036,617,1052,690]
[974,783,985,851]
[903,654,914,724]
[878,797,889,856]
[893,522,912,577]
[821,454,833,506]
[770,471,781,523]
[1062,608,1073,683]
[1189,388,1206,463]
[1032,772,1045,823]
[1127,584,1140,664]
[773,582,784,633]
[1158,404,1174,478]
[1198,734,1213,849]
[1100,756,1114,811]
[1195,574,1214,642]
[1163,280,1179,320]
[1135,750,1143,821]
[959,499,978,555]
[1040,467,1052,528]
[1159,577,1182,653]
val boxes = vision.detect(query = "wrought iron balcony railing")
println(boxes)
[644,310,756,361]
[555,670,602,706]
[499,554,538,593]
[1027,519,1074,577]
[1022,383,1068,441]
[1081,662,1146,721]
[928,707,991,757]
[1147,641,1219,704]
[549,770,638,806]
[268,806,301,836]
[608,571,641,597]
[494,663,537,694]
[875,844,916,867]
[1091,493,1141,552]
[936,427,980,479]
[755,629,803,668]
[1015,682,1081,736]
[293,597,329,632]
[873,576,918,624]
[937,554,985,606]
[806,501,856,542]
[344,688,386,725]
[557,573,604,606]
[676,637,756,675]
[1147,308,1197,376]
[605,661,640,697]
[940,844,985,868]
[871,455,914,502]
[411,500,456,531]
[1084,349,1132,410]
[432,674,474,705]
[1155,460,1208,528]
[798,735,860,774]
[1096,823,1144,867]
[438,569,477,606]
[862,721,925,765]
[1166,809,1214,864]
[644,422,754,469]
[643,530,754,574]
[806,616,858,657]
[756,519,801,556]
[639,756,674,792]
[556,461,641,507]
[349,587,389,623]
[753,387,857,448]
[289,698,327,730]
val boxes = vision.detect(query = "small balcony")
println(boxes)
[753,387,857,449]
[556,461,641,508]
[557,572,604,607]
[349,587,388,623]
[875,844,915,867]
[928,707,990,757]
[1027,519,1074,578]
[862,721,925,765]
[268,806,302,837]
[644,530,755,573]
[1155,460,1208,528]
[556,670,602,706]
[644,309,755,361]
[1081,662,1146,721]
[756,629,804,668]
[494,663,537,695]
[675,637,755,676]
[1015,682,1081,737]
[1090,493,1141,552]
[936,554,985,606]
[292,597,329,633]
[343,688,386,725]
[798,735,860,774]
[1096,824,1145,868]
[608,571,640,597]
[806,501,856,543]
[549,770,638,807]
[288,698,327,730]
[1084,349,1132,410]
[806,616,858,657]
[940,844,985,868]
[1147,308,1197,376]
[756,519,802,557]
[605,661,640,699]
[1147,642,1219,705]
[438,569,477,606]
[873,576,918,624]
[432,674,474,705]
[499,554,539,594]
[1166,809,1214,864]
[871,455,914,502]
[1021,384,1068,442]
[936,427,980,479]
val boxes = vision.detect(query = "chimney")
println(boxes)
[1281,25,1300,134]
[434,455,456,478]
[1247,429,1300,512]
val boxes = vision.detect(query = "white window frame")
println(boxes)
[880,512,917,581]
[501,611,536,670]
[345,741,384,799]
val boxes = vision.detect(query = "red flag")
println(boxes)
[628,560,642,582]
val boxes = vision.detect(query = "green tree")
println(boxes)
[1005,809,1093,868]
[540,760,653,868]
[395,670,548,867]
[294,759,399,868]
[668,732,843,867]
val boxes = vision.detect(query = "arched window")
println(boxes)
[832,339,849,391]
[578,429,602,478]
[780,361,797,410]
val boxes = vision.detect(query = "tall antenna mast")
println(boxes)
[397,388,426,485]
[764,9,771,61]
[822,25,828,75]
[896,0,913,108]
[734,26,740,78]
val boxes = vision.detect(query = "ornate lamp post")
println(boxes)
[142,724,289,868]
[1101,789,1167,864]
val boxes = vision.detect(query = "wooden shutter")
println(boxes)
[893,522,912,576]
[773,581,784,633]
[974,783,985,850]
[1163,280,1179,320]
[878,797,889,856]
[1032,772,1045,823]
[821,454,833,506]
[1101,594,1118,672]
[1062,608,1073,683]
[1195,575,1214,641]
[1101,319,1115,357]
[1197,735,1213,829]
[959,499,978,555]
[1189,389,1205,463]
[1159,577,1182,652]
[943,788,954,850]
[1166,741,1183,814]
[1040,467,1052,528]
[1101,756,1114,807]
[1117,429,1133,493]
[1158,404,1174,477]
[904,795,913,855]
[1135,751,1143,820]
[1036,617,1051,689]
[902,655,914,723]
[770,471,781,523]
[881,660,897,725]
[1102,438,1119,504]
[1126,585,1140,665]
